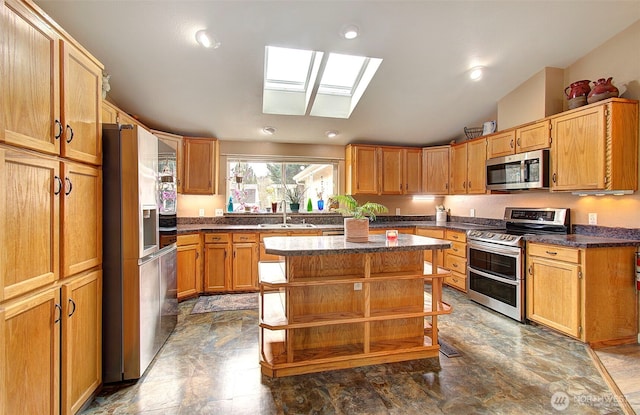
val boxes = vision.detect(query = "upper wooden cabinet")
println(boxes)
[346,144,422,195]
[345,144,378,195]
[550,98,638,192]
[486,121,550,159]
[1,0,103,165]
[101,101,118,124]
[183,137,218,195]
[153,130,184,193]
[422,146,449,194]
[450,138,487,194]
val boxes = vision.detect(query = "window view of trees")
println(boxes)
[227,160,335,212]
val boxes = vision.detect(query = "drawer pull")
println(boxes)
[545,250,558,256]
[452,263,458,268]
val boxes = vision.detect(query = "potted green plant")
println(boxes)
[284,183,306,213]
[332,194,388,242]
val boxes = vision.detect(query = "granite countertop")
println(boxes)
[263,234,451,256]
[524,234,640,248]
[177,221,502,234]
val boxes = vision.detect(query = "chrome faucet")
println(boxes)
[282,200,291,225]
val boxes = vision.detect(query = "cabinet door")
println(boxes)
[403,148,422,194]
[486,130,516,158]
[0,147,60,301]
[61,270,101,415]
[60,41,102,166]
[154,131,184,193]
[183,137,216,194]
[1,288,61,415]
[526,256,581,337]
[380,147,403,195]
[466,138,487,194]
[2,0,61,155]
[416,228,444,266]
[232,243,257,290]
[61,162,102,278]
[449,143,467,194]
[551,105,605,190]
[177,241,201,300]
[422,146,449,194]
[101,101,118,125]
[204,244,230,292]
[350,145,378,195]
[516,120,550,153]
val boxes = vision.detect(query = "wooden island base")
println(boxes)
[259,234,452,378]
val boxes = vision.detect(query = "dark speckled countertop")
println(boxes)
[524,234,640,248]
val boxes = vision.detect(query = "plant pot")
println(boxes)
[289,203,300,213]
[344,218,369,242]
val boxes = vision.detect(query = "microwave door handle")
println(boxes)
[521,161,527,183]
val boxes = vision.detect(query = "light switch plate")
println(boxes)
[470,208,475,217]
[198,208,205,217]
[588,213,597,225]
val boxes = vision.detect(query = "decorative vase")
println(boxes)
[317,199,324,211]
[306,198,313,212]
[564,80,591,109]
[289,203,300,213]
[587,77,619,104]
[344,218,369,242]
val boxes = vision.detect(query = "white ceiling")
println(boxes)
[36,0,640,147]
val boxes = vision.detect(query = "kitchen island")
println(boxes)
[259,233,452,377]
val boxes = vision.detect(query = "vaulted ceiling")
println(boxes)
[36,0,640,147]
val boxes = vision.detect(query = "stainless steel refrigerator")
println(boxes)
[102,124,178,383]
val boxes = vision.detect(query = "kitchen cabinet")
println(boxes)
[526,242,638,346]
[1,287,61,415]
[101,101,118,124]
[203,233,231,292]
[61,270,102,415]
[232,233,258,291]
[422,146,449,194]
[550,98,638,192]
[153,130,184,193]
[259,230,322,262]
[415,228,445,267]
[345,144,378,195]
[182,137,218,195]
[443,230,467,292]
[486,130,516,159]
[486,121,551,159]
[177,234,202,300]
[379,147,422,195]
[450,138,487,194]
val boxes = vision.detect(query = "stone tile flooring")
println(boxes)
[82,287,625,414]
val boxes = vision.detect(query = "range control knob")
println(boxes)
[486,233,495,238]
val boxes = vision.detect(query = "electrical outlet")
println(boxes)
[470,208,475,217]
[354,282,362,291]
[198,208,205,217]
[588,213,597,225]
[215,208,223,217]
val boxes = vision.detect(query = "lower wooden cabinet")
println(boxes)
[416,228,445,266]
[177,234,202,300]
[444,230,467,292]
[232,233,258,291]
[0,269,102,415]
[203,234,231,292]
[526,243,638,346]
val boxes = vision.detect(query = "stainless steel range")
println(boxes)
[466,207,570,322]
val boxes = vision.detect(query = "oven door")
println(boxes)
[467,240,524,322]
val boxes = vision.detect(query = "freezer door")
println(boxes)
[136,254,161,379]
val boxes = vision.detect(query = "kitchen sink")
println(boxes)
[258,223,317,228]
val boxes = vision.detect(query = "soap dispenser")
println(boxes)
[227,197,233,212]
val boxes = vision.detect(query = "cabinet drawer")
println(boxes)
[445,253,467,273]
[445,273,467,291]
[448,241,466,258]
[233,233,258,243]
[416,228,445,239]
[177,234,200,246]
[260,232,289,241]
[205,233,230,244]
[445,230,467,243]
[527,243,580,263]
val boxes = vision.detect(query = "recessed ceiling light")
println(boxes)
[341,25,359,40]
[326,130,338,138]
[262,126,276,135]
[195,30,220,49]
[469,66,484,81]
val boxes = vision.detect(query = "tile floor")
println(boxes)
[82,287,627,414]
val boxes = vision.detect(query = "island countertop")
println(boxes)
[263,233,451,256]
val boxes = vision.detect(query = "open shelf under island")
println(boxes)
[259,233,453,377]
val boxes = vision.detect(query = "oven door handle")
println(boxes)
[468,267,521,286]
[468,240,522,257]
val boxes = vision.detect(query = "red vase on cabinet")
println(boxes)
[564,80,591,109]
[587,77,619,104]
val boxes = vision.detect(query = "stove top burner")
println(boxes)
[467,207,570,247]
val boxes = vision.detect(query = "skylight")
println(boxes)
[262,46,382,119]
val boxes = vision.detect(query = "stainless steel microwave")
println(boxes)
[486,149,549,190]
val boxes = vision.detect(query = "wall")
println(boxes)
[447,20,640,229]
